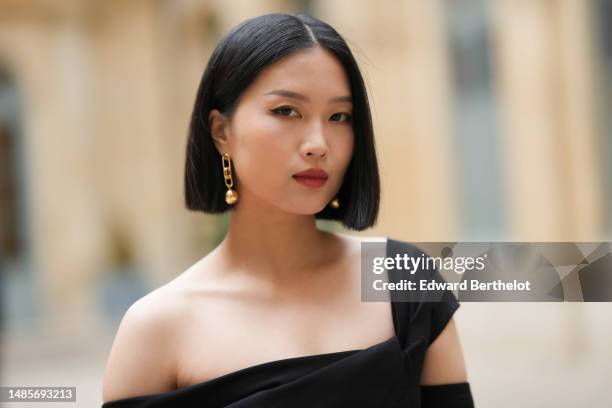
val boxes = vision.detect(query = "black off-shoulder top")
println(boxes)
[102,238,474,407]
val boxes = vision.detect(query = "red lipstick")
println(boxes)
[292,168,328,188]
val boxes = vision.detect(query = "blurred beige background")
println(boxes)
[0,0,611,407]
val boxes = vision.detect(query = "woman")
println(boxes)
[102,12,474,407]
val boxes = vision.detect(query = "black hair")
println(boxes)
[184,12,380,231]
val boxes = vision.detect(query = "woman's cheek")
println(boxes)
[254,116,297,152]
[254,111,286,133]
[234,112,277,149]
[233,135,285,188]
[334,130,354,167]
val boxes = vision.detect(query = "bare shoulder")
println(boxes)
[102,283,187,403]
[420,317,469,385]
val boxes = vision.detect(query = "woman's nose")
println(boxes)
[305,149,326,158]
[301,131,328,159]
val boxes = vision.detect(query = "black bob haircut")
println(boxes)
[184,12,380,231]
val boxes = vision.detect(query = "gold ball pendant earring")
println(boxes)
[222,153,238,205]
[329,197,340,209]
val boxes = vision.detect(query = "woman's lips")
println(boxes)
[292,175,328,188]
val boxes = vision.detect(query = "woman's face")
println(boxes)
[211,46,354,215]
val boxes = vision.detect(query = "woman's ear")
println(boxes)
[208,109,230,154]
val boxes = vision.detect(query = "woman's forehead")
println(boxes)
[249,48,352,100]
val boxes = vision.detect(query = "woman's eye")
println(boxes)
[271,106,300,118]
[271,107,352,123]
[330,112,353,123]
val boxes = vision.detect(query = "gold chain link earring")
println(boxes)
[329,197,340,209]
[222,153,238,205]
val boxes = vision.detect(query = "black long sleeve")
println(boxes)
[420,382,475,407]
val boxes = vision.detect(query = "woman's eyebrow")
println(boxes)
[264,89,352,104]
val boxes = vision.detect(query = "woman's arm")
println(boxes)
[102,294,178,403]
[419,317,474,407]
[420,317,468,384]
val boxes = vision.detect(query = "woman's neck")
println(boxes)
[217,195,341,286]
